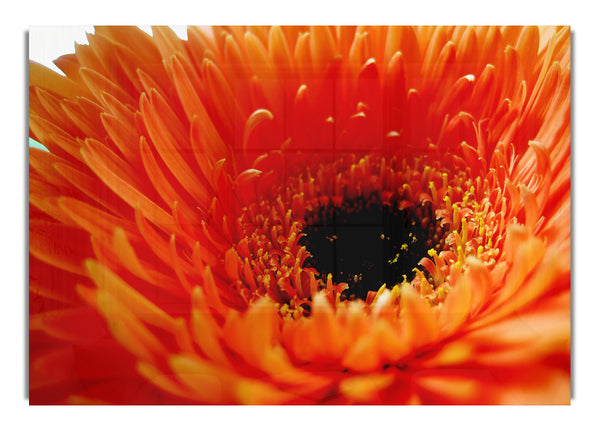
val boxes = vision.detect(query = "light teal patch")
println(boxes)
[29,138,49,152]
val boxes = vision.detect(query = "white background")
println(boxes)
[29,26,189,73]
[5,1,599,430]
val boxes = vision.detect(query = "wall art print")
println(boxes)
[29,26,571,405]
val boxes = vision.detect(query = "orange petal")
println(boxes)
[86,259,177,332]
[339,373,394,403]
[29,60,88,100]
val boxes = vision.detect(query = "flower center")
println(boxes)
[301,194,447,300]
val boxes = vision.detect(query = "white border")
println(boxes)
[6,1,599,430]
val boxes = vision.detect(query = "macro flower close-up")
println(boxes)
[28,25,571,405]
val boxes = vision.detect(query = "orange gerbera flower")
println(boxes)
[29,26,570,405]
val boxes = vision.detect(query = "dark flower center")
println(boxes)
[301,194,447,300]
